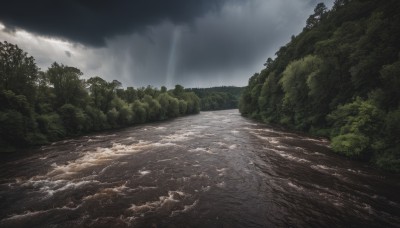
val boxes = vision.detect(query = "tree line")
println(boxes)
[187,86,244,111]
[0,41,200,152]
[239,0,400,172]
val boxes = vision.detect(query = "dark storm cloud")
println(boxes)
[0,0,228,46]
[0,0,334,88]
[97,0,334,88]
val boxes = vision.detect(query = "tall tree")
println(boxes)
[0,41,38,103]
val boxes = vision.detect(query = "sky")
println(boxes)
[0,0,333,89]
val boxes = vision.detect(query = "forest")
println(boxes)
[187,86,244,111]
[239,0,400,172]
[0,41,201,152]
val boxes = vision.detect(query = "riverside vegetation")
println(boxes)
[239,0,400,172]
[0,41,201,151]
[187,86,244,111]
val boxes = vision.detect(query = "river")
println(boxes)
[0,110,399,227]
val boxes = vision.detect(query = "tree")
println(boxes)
[143,95,161,121]
[0,41,38,103]
[58,103,87,135]
[305,3,327,30]
[46,62,88,108]
[87,76,109,111]
[239,0,400,171]
[173,84,185,97]
[0,41,202,151]
[131,100,147,123]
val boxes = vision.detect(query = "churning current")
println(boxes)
[0,110,399,227]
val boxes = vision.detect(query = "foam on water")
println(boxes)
[94,134,117,138]
[189,147,216,154]
[83,183,129,200]
[189,147,208,152]
[287,181,304,191]
[253,134,280,144]
[216,168,228,176]
[47,141,152,178]
[162,131,196,142]
[157,158,173,162]
[87,139,100,142]
[251,128,277,133]
[311,164,336,172]
[138,170,151,176]
[128,191,187,216]
[268,148,310,163]
[19,179,99,196]
[152,142,177,147]
[216,181,226,188]
[313,152,325,156]
[171,200,199,216]
[229,144,237,149]
[3,210,47,221]
[2,205,80,222]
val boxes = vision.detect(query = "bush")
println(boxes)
[117,105,133,125]
[58,104,87,135]
[36,112,66,141]
[179,100,187,115]
[143,95,161,121]
[0,110,26,145]
[331,133,370,158]
[131,100,147,124]
[106,108,119,128]
[375,146,400,173]
[84,106,108,131]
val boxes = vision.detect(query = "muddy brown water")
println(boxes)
[0,110,399,227]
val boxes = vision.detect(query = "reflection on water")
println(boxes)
[0,110,399,227]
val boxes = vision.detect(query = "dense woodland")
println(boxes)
[240,0,400,172]
[0,41,201,151]
[187,86,244,111]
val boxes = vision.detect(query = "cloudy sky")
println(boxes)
[0,0,333,88]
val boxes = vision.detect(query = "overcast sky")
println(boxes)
[0,0,333,88]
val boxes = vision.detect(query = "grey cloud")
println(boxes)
[0,0,334,88]
[93,0,334,88]
[0,0,229,47]
[65,51,71,58]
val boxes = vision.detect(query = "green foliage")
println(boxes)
[279,55,322,129]
[328,98,384,137]
[179,100,188,115]
[375,146,400,173]
[0,42,201,151]
[143,95,161,121]
[59,104,87,135]
[239,0,400,172]
[331,133,370,158]
[187,86,244,111]
[0,110,26,145]
[36,112,66,141]
[106,108,119,128]
[0,90,31,115]
[131,100,147,124]
[380,59,400,109]
[183,92,200,114]
[157,93,180,118]
[0,41,38,104]
[47,62,88,108]
[173,84,185,97]
[168,97,180,118]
